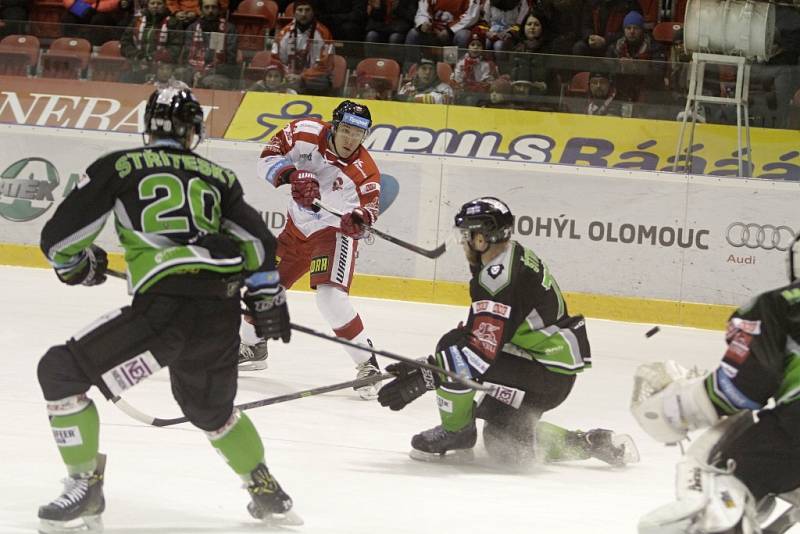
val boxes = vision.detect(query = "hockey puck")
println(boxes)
[645,326,660,338]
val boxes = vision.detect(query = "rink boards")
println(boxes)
[1,124,798,329]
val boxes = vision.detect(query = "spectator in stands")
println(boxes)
[61,0,124,45]
[607,10,664,102]
[182,0,239,89]
[315,0,366,43]
[121,0,181,83]
[365,0,417,45]
[478,0,529,52]
[148,47,190,88]
[405,0,481,52]
[167,0,227,29]
[271,0,334,95]
[0,0,30,36]
[354,75,393,100]
[248,62,297,93]
[453,29,498,105]
[484,76,514,107]
[396,57,454,103]
[535,0,581,55]
[585,71,620,115]
[573,0,638,57]
[509,12,551,94]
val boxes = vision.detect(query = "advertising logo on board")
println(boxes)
[0,157,59,222]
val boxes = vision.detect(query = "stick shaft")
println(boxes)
[312,199,446,259]
[290,322,490,391]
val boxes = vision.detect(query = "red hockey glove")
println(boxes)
[340,207,372,239]
[290,170,320,210]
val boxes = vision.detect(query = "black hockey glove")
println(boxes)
[243,270,291,342]
[378,357,440,411]
[54,245,108,286]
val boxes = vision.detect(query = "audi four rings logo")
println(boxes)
[726,223,797,251]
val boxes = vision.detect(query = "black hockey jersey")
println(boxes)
[705,280,800,414]
[40,143,276,294]
[463,240,591,376]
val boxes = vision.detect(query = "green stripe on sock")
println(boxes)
[209,412,264,476]
[535,421,590,462]
[437,388,475,432]
[50,401,99,473]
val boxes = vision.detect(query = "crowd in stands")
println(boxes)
[1,0,800,128]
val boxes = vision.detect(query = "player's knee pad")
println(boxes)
[631,362,719,444]
[37,345,92,400]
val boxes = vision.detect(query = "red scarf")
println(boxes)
[134,14,169,56]
[188,18,227,73]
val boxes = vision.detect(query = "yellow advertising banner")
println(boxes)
[226,92,800,179]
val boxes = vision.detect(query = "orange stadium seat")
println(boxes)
[331,54,347,96]
[0,34,41,76]
[30,0,66,38]
[567,71,590,95]
[244,49,274,83]
[90,40,129,82]
[231,0,277,51]
[276,1,293,33]
[437,62,453,85]
[41,37,91,79]
[355,57,401,94]
[653,22,682,44]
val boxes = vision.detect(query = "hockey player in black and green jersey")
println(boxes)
[378,197,639,466]
[36,87,300,533]
[632,233,800,534]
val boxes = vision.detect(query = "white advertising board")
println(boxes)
[1,124,797,306]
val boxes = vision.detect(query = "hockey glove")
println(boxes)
[243,270,291,342]
[378,357,440,411]
[289,170,320,210]
[54,245,108,286]
[340,207,372,239]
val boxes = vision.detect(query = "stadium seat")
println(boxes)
[437,62,453,85]
[30,0,66,38]
[276,1,293,33]
[41,37,91,79]
[243,49,274,83]
[653,22,682,44]
[0,34,41,76]
[331,54,347,95]
[567,71,590,95]
[355,57,400,94]
[90,40,129,82]
[230,0,277,51]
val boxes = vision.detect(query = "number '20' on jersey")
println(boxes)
[41,145,276,293]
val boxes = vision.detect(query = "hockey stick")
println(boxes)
[112,372,393,427]
[312,199,447,259]
[290,322,491,392]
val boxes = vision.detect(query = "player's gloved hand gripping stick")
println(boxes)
[312,199,447,259]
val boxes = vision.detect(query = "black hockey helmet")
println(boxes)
[144,86,204,147]
[331,100,372,133]
[790,232,800,283]
[454,197,514,244]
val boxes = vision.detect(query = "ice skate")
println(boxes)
[38,454,106,534]
[238,341,268,371]
[246,463,303,526]
[578,429,640,466]
[353,341,382,400]
[409,421,478,462]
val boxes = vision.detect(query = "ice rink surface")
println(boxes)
[0,265,772,533]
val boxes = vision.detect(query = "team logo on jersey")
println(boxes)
[471,300,511,318]
[724,331,752,365]
[310,255,329,275]
[300,153,313,162]
[469,317,504,359]
[0,157,59,222]
[487,264,504,279]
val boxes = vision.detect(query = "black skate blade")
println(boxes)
[409,448,475,464]
[258,509,304,527]
[39,515,102,534]
[238,361,268,371]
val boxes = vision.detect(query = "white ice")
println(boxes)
[0,265,792,533]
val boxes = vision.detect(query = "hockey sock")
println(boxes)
[47,396,100,475]
[208,410,265,478]
[316,285,372,365]
[534,421,591,462]
[437,386,476,432]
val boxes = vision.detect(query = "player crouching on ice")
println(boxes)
[631,233,800,534]
[377,197,640,466]
[36,87,300,533]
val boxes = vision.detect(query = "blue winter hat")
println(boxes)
[623,11,644,28]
